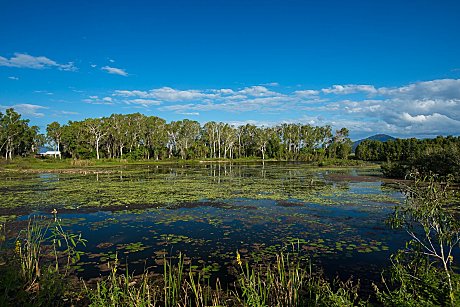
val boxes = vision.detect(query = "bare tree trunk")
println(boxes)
[96,139,100,159]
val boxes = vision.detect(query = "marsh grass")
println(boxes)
[87,253,227,307]
[87,251,364,307]
[0,215,86,305]
[235,251,364,307]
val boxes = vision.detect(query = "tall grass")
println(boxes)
[235,251,363,307]
[0,214,86,305]
[4,217,365,306]
[86,253,227,307]
[85,254,158,306]
[16,217,50,290]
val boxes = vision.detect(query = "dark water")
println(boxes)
[7,163,408,289]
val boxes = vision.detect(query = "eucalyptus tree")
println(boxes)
[221,124,236,159]
[84,117,108,159]
[60,121,87,158]
[240,124,257,157]
[109,114,129,159]
[0,108,38,159]
[145,115,167,160]
[125,113,146,154]
[327,127,352,159]
[203,121,218,158]
[254,126,272,160]
[174,119,201,159]
[166,121,179,158]
[46,121,63,158]
[235,125,244,158]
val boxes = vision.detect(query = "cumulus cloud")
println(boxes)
[0,103,48,117]
[8,76,19,80]
[108,79,460,138]
[115,87,217,101]
[101,66,128,76]
[322,84,377,95]
[294,89,320,96]
[378,79,460,100]
[125,99,162,106]
[83,96,115,105]
[238,86,280,97]
[0,53,77,71]
[178,112,200,116]
[60,110,80,115]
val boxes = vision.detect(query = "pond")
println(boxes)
[1,162,407,290]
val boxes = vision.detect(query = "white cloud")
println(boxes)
[378,79,460,100]
[0,103,48,117]
[0,53,77,71]
[396,112,460,135]
[101,66,128,76]
[322,84,377,95]
[260,82,279,87]
[83,96,115,105]
[60,110,79,115]
[8,76,19,80]
[115,87,217,101]
[294,89,320,96]
[238,86,280,97]
[109,79,460,138]
[178,112,200,116]
[125,99,162,106]
[90,64,97,68]
[211,88,234,94]
[34,90,54,95]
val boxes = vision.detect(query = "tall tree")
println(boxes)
[46,121,63,158]
[0,108,38,159]
[84,118,107,159]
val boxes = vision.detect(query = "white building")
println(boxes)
[40,151,61,158]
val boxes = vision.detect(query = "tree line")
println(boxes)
[355,136,460,180]
[0,108,43,159]
[1,108,353,161]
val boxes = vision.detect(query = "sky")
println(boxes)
[1,0,460,140]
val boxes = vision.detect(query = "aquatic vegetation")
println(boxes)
[117,242,149,254]
[85,253,228,307]
[0,163,387,214]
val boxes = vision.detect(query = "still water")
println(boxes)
[3,163,407,288]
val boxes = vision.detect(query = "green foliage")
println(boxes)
[327,128,353,159]
[235,251,364,307]
[3,107,362,162]
[376,174,460,306]
[86,254,157,307]
[86,253,225,307]
[0,215,86,306]
[356,136,460,181]
[375,250,451,306]
[0,108,42,159]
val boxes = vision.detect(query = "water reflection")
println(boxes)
[2,163,407,289]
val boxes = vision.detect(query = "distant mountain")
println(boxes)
[352,134,396,152]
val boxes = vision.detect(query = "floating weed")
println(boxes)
[117,242,149,254]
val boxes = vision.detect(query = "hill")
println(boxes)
[352,134,396,152]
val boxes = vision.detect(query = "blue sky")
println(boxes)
[1,0,460,140]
